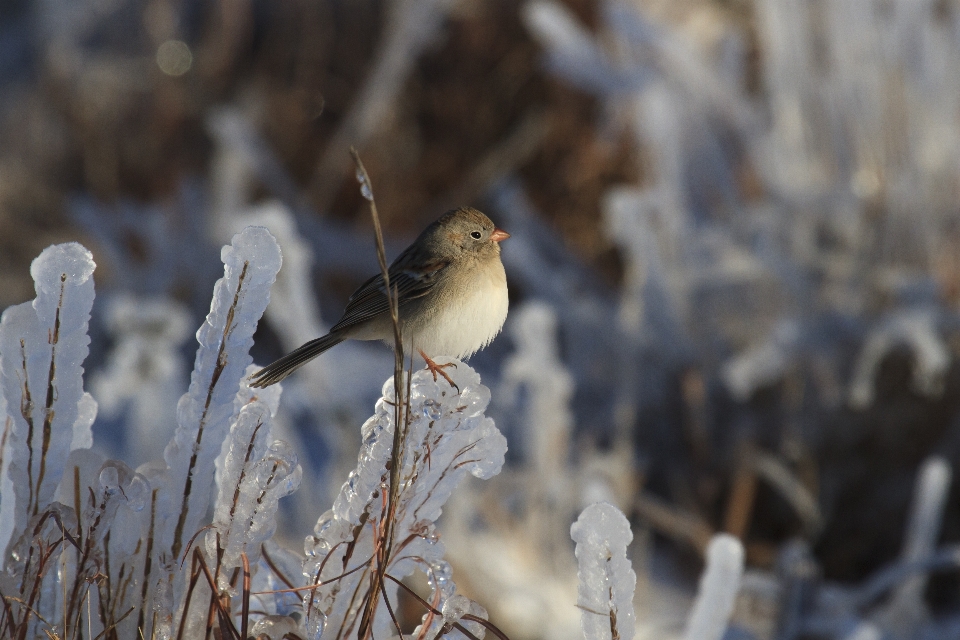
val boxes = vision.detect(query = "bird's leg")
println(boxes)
[419,350,459,391]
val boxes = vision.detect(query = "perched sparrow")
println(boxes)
[250,207,509,388]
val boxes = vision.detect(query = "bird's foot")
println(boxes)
[419,351,459,392]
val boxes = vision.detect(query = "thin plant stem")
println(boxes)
[350,148,413,640]
[383,574,512,640]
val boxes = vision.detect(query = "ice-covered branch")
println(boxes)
[51,451,150,638]
[0,243,97,563]
[571,502,637,640]
[682,534,744,640]
[207,369,301,582]
[849,310,949,409]
[901,458,952,583]
[876,456,952,633]
[302,360,506,640]
[157,226,282,569]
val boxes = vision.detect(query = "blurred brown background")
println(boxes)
[4,0,960,637]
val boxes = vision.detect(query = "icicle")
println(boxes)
[571,502,637,640]
[302,360,506,640]
[207,384,301,582]
[0,243,97,563]
[155,226,281,595]
[682,534,744,640]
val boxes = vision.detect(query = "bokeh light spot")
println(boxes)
[156,40,192,77]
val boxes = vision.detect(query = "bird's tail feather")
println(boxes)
[249,332,344,387]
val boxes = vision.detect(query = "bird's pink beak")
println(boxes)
[490,228,510,243]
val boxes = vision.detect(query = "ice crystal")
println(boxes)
[207,372,301,580]
[571,502,637,640]
[0,243,97,563]
[155,226,281,602]
[303,359,506,640]
[682,534,744,640]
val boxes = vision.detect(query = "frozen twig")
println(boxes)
[0,243,97,563]
[207,369,301,582]
[571,502,637,640]
[302,362,506,640]
[682,534,744,640]
[156,226,281,612]
[875,457,952,633]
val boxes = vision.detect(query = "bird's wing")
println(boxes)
[329,256,451,333]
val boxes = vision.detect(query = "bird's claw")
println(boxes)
[420,352,459,392]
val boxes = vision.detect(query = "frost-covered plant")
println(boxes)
[0,228,289,639]
[848,310,950,409]
[206,369,301,586]
[501,301,573,481]
[0,157,520,640]
[302,360,506,640]
[157,226,282,570]
[571,502,637,640]
[0,243,98,562]
[682,534,744,640]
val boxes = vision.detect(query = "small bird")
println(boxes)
[250,206,509,388]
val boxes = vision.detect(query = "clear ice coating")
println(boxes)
[157,226,282,584]
[0,382,8,547]
[416,592,488,640]
[250,615,303,640]
[302,359,506,639]
[571,502,637,640]
[355,168,374,201]
[207,384,302,579]
[0,242,97,564]
[876,457,953,631]
[682,534,744,640]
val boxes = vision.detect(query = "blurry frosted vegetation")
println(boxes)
[2,0,960,638]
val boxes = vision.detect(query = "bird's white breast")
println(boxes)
[413,261,508,359]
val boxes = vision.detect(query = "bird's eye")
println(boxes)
[470,231,482,239]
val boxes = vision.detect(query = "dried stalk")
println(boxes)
[349,148,414,640]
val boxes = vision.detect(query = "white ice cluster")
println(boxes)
[302,359,506,640]
[848,310,950,409]
[0,244,155,639]
[0,243,98,563]
[682,534,745,640]
[156,226,282,572]
[207,367,301,582]
[876,456,952,633]
[571,502,637,640]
